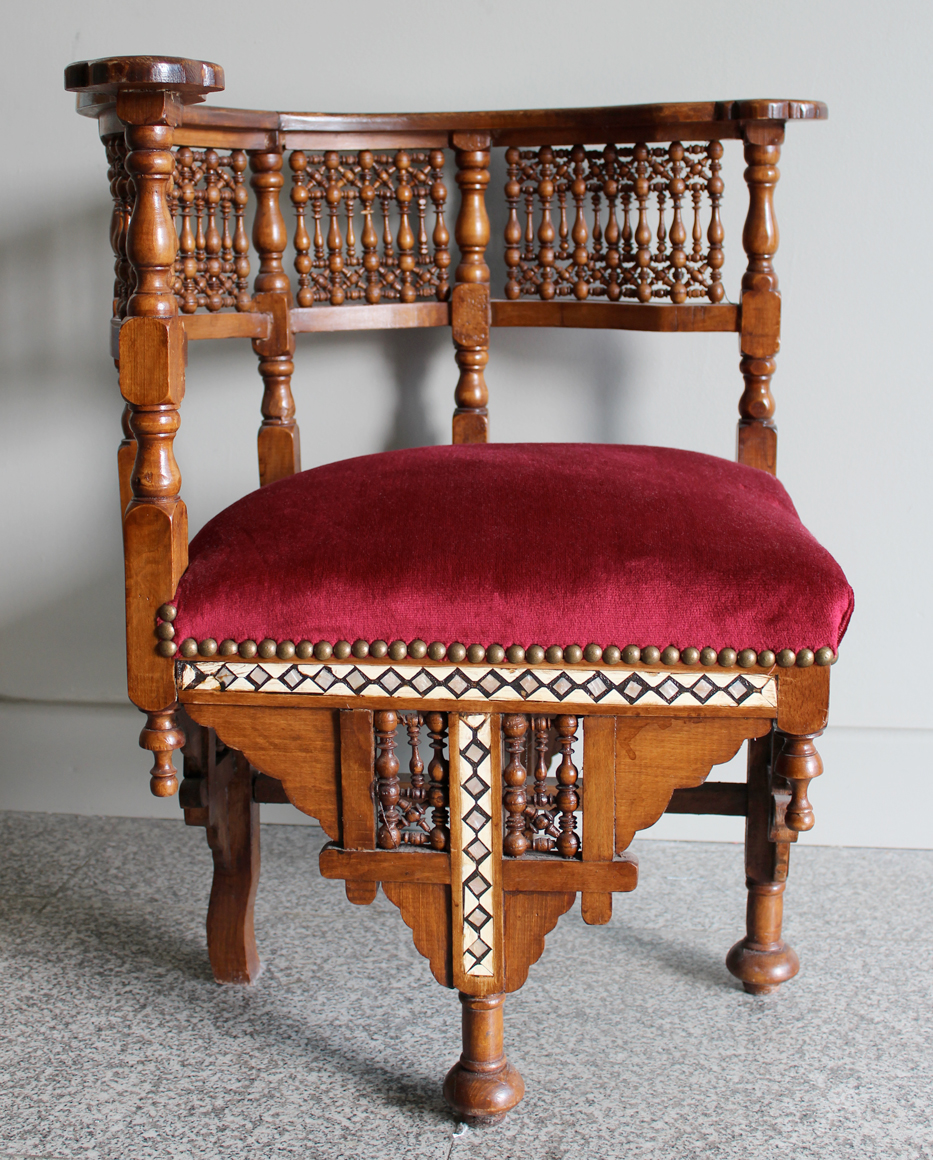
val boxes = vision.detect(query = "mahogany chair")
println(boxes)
[65,56,851,1122]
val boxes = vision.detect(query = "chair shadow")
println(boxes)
[2,886,455,1121]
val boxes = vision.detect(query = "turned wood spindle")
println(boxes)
[633,143,653,302]
[502,714,529,857]
[375,710,401,849]
[289,150,314,307]
[570,144,589,299]
[452,136,491,444]
[554,714,580,857]
[429,150,450,301]
[425,712,449,851]
[536,146,557,300]
[774,730,823,832]
[250,149,299,486]
[737,131,783,474]
[668,142,687,304]
[395,151,417,303]
[139,705,186,796]
[706,140,725,302]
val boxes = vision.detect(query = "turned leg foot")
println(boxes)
[443,993,524,1123]
[727,880,799,994]
[206,750,261,984]
[728,731,801,995]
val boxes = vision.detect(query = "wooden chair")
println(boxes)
[64,56,851,1123]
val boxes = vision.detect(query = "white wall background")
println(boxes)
[1,0,930,846]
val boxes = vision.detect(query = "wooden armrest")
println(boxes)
[64,55,224,101]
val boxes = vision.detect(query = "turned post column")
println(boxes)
[117,89,190,795]
[249,149,300,485]
[451,133,491,444]
[737,124,784,475]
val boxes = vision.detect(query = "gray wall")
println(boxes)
[2,1,930,846]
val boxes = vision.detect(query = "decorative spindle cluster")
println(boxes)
[105,135,133,318]
[171,147,251,312]
[288,149,450,306]
[502,714,581,858]
[375,711,450,850]
[104,141,253,315]
[504,141,724,303]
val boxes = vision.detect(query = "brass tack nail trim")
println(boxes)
[157,603,177,623]
[157,640,177,658]
[182,633,837,670]
[156,622,175,641]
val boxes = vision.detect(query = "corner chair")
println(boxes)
[64,56,851,1123]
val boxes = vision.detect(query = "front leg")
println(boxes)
[727,729,816,994]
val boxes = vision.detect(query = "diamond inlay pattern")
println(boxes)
[178,661,776,709]
[457,715,495,978]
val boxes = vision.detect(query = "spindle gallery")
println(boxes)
[64,56,851,1122]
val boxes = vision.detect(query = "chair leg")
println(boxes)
[726,731,799,994]
[443,992,525,1123]
[205,749,261,984]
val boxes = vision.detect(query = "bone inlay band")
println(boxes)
[178,661,777,709]
[457,714,496,978]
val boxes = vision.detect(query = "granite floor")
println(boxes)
[0,811,931,1160]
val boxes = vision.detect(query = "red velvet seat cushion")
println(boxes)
[171,443,853,654]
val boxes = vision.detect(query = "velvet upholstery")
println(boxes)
[171,443,853,654]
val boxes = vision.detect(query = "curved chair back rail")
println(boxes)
[68,56,825,471]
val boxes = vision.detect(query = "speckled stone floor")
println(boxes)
[1,811,931,1160]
